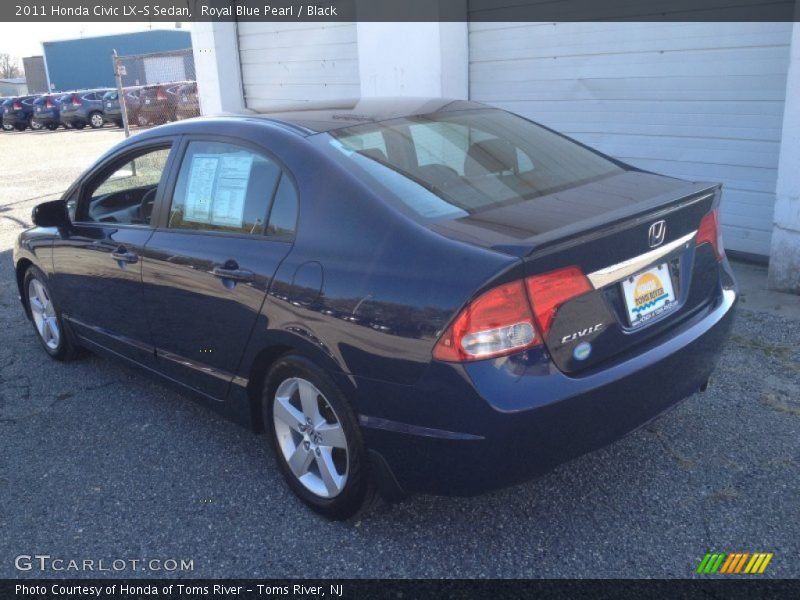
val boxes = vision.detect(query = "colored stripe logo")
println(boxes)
[697,552,773,574]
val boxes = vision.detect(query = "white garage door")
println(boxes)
[237,23,359,111]
[469,22,793,257]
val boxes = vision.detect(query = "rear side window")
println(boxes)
[168,140,297,237]
[266,176,298,238]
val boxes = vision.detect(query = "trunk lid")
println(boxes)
[430,171,722,373]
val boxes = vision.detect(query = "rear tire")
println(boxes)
[30,120,44,131]
[14,122,27,131]
[263,355,371,520]
[88,111,104,129]
[23,266,80,361]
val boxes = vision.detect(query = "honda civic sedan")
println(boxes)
[13,98,737,519]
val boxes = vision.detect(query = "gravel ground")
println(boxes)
[1,128,799,579]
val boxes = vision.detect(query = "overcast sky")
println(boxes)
[0,22,189,65]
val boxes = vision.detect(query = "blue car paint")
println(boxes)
[13,100,737,498]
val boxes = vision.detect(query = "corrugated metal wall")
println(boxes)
[237,23,359,110]
[468,22,793,256]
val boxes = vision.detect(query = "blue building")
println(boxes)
[43,29,192,92]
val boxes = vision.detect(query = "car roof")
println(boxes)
[241,97,489,134]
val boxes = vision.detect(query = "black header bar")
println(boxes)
[3,0,800,22]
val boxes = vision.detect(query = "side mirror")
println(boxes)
[31,199,70,228]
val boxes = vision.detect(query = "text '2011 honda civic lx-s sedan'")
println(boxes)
[13,98,737,519]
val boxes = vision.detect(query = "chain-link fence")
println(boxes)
[112,48,199,136]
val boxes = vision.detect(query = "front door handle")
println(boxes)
[111,247,138,264]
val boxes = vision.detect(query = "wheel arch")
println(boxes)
[15,257,34,318]
[243,333,355,434]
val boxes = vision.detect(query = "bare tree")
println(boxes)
[0,54,23,79]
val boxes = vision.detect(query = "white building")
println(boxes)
[191,21,800,292]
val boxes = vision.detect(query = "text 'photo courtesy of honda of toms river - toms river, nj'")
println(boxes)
[13,98,736,519]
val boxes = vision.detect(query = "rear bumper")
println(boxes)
[32,114,59,125]
[4,114,29,126]
[359,285,736,497]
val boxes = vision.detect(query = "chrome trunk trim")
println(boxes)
[587,231,696,289]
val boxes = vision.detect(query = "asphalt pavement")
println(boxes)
[1,127,798,578]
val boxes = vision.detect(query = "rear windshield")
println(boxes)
[327,108,623,221]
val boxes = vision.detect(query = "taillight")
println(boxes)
[156,87,168,101]
[525,267,593,338]
[46,97,54,109]
[433,281,538,362]
[696,208,724,261]
[433,266,594,362]
[12,100,21,110]
[71,94,81,107]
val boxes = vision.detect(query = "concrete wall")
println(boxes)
[768,22,800,293]
[191,22,245,114]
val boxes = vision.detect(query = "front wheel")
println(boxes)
[23,266,80,361]
[30,120,44,131]
[264,355,371,520]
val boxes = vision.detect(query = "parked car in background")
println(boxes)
[102,87,144,127]
[175,82,200,120]
[13,98,737,519]
[59,89,113,129]
[2,95,37,131]
[31,94,68,130]
[137,82,187,125]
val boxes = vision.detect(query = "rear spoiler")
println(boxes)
[491,182,721,258]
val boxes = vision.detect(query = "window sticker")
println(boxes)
[183,153,254,228]
[210,155,254,228]
[184,155,219,224]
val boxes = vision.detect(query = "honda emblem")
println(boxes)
[648,220,666,248]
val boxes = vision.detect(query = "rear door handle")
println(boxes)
[111,247,138,264]
[212,266,254,282]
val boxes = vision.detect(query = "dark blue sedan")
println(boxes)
[13,98,737,519]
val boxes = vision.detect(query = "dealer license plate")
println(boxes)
[621,263,677,327]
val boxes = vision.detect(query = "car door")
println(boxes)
[140,137,298,399]
[50,140,178,366]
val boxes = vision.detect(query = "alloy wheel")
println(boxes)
[90,113,104,128]
[31,120,44,130]
[28,278,60,350]
[273,377,349,499]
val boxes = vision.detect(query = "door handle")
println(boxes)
[111,247,138,264]
[212,265,254,283]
